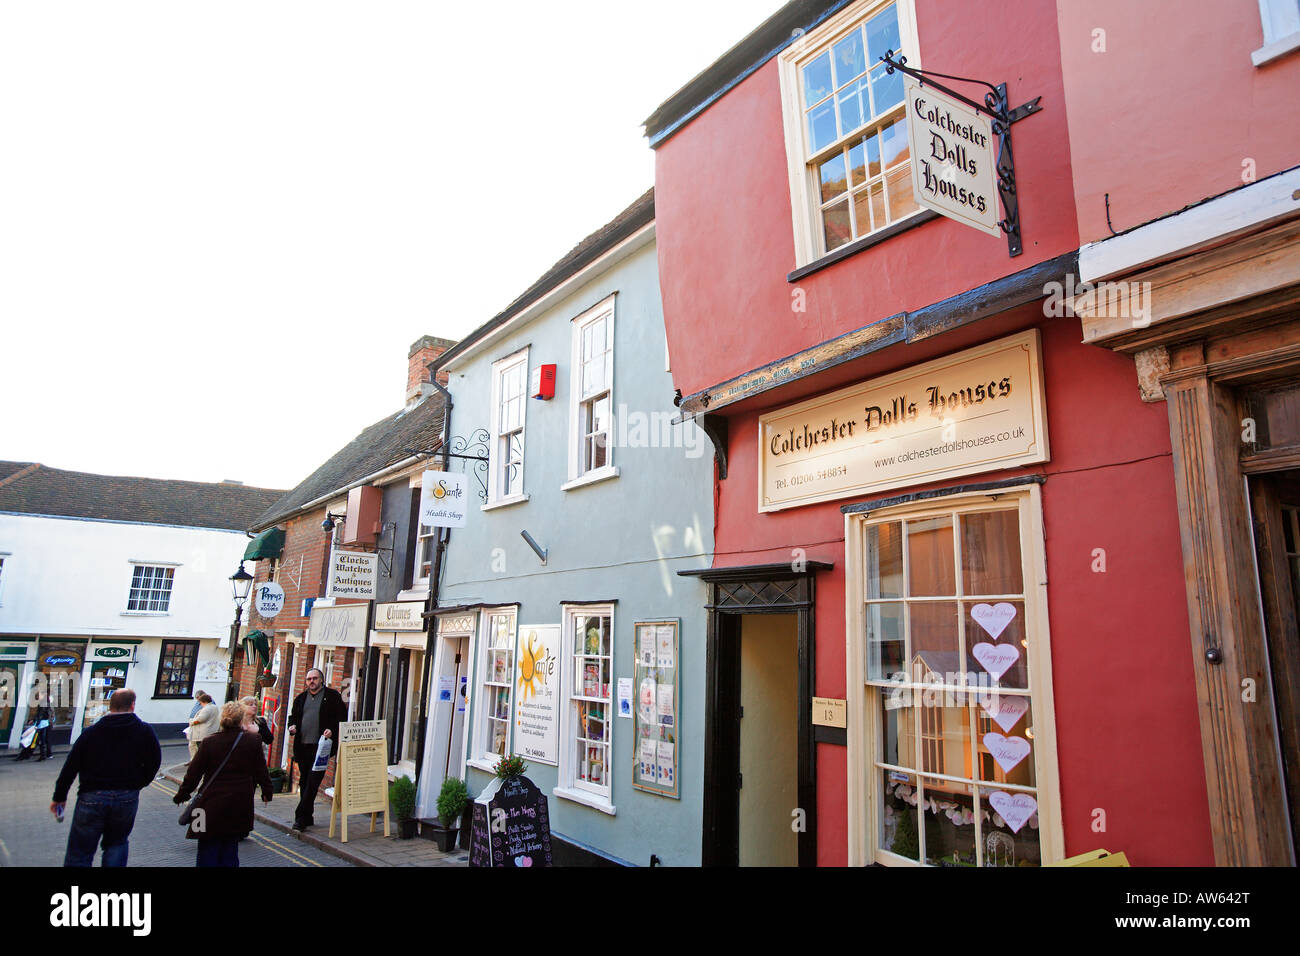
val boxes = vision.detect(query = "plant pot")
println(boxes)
[257,674,277,687]
[430,822,458,852]
[398,818,418,840]
[459,807,473,850]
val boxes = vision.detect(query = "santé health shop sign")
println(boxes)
[758,330,1047,512]
[904,76,1001,238]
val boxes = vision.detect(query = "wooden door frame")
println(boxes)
[681,561,832,867]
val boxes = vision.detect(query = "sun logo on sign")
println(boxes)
[516,631,549,701]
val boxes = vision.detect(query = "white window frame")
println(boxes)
[470,606,517,770]
[778,0,923,268]
[1254,0,1300,64]
[315,646,336,686]
[564,295,619,491]
[123,561,179,615]
[555,603,616,814]
[844,483,1063,867]
[485,347,531,510]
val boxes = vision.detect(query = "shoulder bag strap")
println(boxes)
[191,733,245,801]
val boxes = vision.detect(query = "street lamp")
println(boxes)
[225,562,254,703]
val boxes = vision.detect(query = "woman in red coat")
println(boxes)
[174,701,273,867]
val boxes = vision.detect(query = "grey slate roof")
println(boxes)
[0,461,285,531]
[251,393,446,530]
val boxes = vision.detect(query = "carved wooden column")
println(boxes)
[1162,355,1292,866]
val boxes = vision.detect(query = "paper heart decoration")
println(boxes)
[979,694,1030,732]
[988,791,1037,833]
[982,732,1031,773]
[972,642,1020,680]
[971,602,1017,640]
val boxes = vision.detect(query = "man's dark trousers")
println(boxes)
[294,743,327,827]
[64,789,139,867]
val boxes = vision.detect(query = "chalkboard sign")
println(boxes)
[466,775,553,867]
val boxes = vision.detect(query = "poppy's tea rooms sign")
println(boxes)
[758,330,1048,512]
[904,76,1001,239]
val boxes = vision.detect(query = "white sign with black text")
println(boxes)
[905,76,1001,238]
[328,551,377,599]
[254,581,286,618]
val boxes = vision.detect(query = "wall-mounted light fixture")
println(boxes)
[321,511,345,535]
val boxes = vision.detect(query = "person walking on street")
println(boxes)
[240,695,274,748]
[49,689,162,867]
[173,701,273,867]
[286,668,345,831]
[31,687,53,761]
[187,692,219,762]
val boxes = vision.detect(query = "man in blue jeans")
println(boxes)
[50,688,162,867]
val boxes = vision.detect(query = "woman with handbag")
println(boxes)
[173,701,273,867]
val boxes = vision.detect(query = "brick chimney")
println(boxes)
[406,335,456,405]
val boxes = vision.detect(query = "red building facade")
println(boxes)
[643,0,1300,866]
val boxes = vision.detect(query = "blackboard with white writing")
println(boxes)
[466,775,552,868]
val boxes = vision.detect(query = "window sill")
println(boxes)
[787,209,939,283]
[1252,31,1300,66]
[482,493,530,512]
[466,757,498,774]
[121,611,171,617]
[561,466,620,493]
[553,785,616,816]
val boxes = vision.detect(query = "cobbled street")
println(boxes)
[0,742,352,868]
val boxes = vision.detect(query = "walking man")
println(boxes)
[49,688,162,867]
[286,668,345,831]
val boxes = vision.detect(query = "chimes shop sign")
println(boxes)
[758,330,1048,512]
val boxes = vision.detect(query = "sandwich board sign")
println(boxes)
[467,774,553,867]
[328,720,390,843]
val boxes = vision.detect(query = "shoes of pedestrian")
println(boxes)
[291,822,307,832]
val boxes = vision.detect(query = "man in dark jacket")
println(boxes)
[50,688,162,867]
[286,667,347,831]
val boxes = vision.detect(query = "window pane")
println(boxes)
[907,516,955,596]
[802,52,833,107]
[923,780,978,866]
[910,602,960,682]
[980,790,1041,866]
[836,76,869,136]
[882,770,920,861]
[864,130,881,178]
[885,165,918,220]
[968,600,1028,690]
[832,28,866,86]
[880,691,914,767]
[865,522,903,599]
[868,61,903,114]
[961,511,1023,595]
[822,198,851,251]
[819,153,848,201]
[808,99,837,153]
[880,116,909,168]
[848,139,866,187]
[976,701,1036,788]
[865,6,901,70]
[866,601,906,681]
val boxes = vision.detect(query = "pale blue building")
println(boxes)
[412,191,716,865]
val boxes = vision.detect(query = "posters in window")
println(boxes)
[512,624,559,765]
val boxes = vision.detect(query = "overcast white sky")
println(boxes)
[1,1,783,491]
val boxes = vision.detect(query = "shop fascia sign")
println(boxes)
[758,329,1048,512]
[881,51,1041,257]
[308,602,368,648]
[90,646,135,661]
[374,601,425,632]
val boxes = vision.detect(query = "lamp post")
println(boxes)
[226,562,254,703]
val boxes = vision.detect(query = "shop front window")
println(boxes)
[851,489,1058,866]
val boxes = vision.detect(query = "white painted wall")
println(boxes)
[0,512,252,733]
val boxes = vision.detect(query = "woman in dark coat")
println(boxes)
[174,701,273,866]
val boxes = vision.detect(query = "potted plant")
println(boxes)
[268,767,287,794]
[430,777,468,852]
[389,775,418,839]
[494,754,528,779]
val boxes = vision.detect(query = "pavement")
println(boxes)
[0,742,349,867]
[162,760,469,868]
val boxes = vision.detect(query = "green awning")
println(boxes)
[242,630,271,671]
[243,527,285,562]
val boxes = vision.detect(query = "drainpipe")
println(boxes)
[413,371,452,789]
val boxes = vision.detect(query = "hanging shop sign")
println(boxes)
[374,601,425,632]
[418,470,468,528]
[254,581,286,619]
[328,551,377,599]
[905,76,1000,238]
[512,624,560,766]
[758,329,1048,512]
[308,602,369,648]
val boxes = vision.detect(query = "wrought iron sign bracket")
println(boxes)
[406,430,491,503]
[880,52,1043,258]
